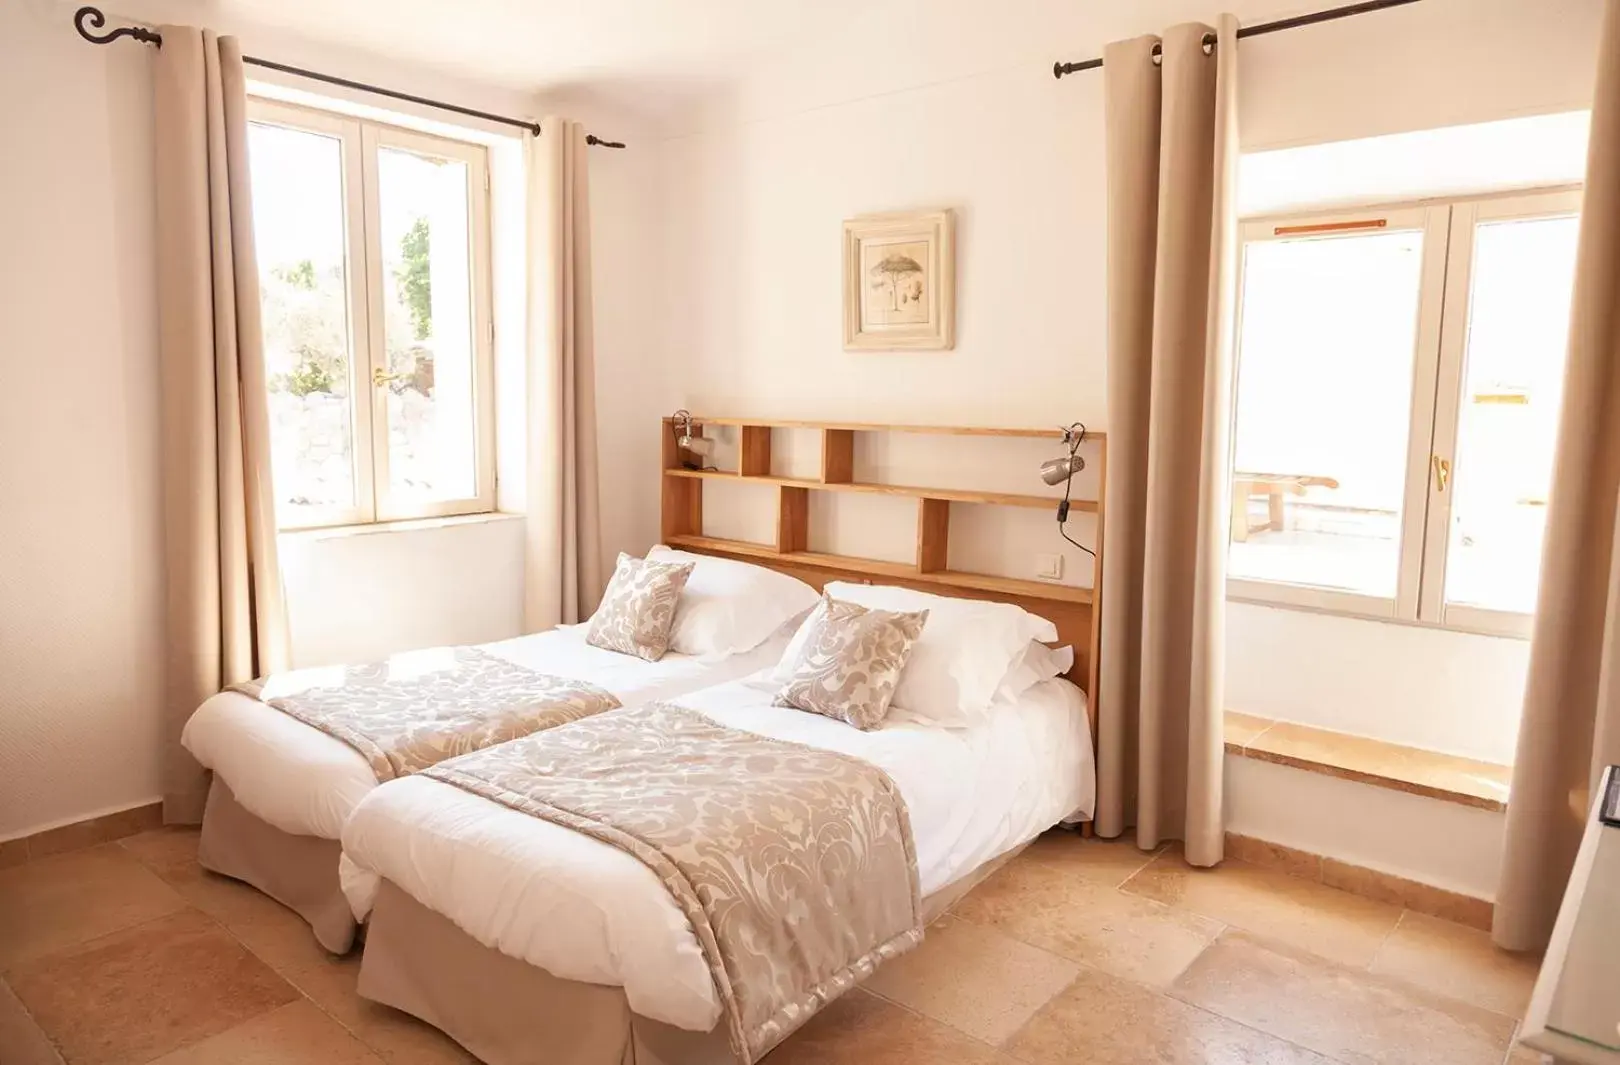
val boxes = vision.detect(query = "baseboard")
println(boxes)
[0,802,164,869]
[1227,831,1494,932]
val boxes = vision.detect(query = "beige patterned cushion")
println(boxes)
[774,595,928,730]
[585,553,695,661]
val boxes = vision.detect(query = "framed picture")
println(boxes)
[843,209,955,351]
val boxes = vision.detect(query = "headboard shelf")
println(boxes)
[662,467,1096,513]
[661,415,1108,712]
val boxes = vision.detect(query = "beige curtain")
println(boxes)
[1095,18,1238,865]
[523,118,604,630]
[1494,0,1620,952]
[153,27,290,823]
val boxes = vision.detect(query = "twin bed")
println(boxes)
[182,545,1096,1065]
[183,624,795,952]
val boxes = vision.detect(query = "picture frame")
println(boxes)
[843,209,955,351]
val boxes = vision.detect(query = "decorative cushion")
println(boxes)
[585,553,696,662]
[773,595,928,730]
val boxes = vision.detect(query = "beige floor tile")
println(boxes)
[1370,911,1540,1018]
[118,827,201,882]
[121,827,331,970]
[0,978,65,1065]
[1123,852,1403,967]
[8,909,298,1065]
[768,988,1015,1065]
[1505,1039,1552,1064]
[954,858,1222,987]
[1004,965,1335,1065]
[864,914,1080,1045]
[1173,931,1517,1065]
[119,828,268,923]
[148,1000,385,1065]
[284,954,478,1064]
[1017,830,1162,888]
[220,894,337,975]
[0,845,189,971]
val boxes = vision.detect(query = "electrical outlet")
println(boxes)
[1035,553,1064,581]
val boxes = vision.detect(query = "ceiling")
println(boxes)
[192,0,889,102]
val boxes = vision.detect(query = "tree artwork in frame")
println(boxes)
[843,209,955,351]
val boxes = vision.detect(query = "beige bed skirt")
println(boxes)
[357,842,1027,1065]
[198,776,358,954]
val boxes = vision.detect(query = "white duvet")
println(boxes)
[339,675,1096,1033]
[181,626,792,841]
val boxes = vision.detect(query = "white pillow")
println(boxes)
[992,642,1075,705]
[773,596,831,681]
[817,582,1059,726]
[647,546,821,658]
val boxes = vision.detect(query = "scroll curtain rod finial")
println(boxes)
[75,6,161,46]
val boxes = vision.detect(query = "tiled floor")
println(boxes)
[0,828,1548,1065]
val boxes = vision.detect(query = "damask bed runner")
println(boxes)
[422,701,924,1064]
[232,647,621,782]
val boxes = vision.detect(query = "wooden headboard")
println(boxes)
[659,417,1107,743]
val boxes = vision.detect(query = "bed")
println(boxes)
[181,548,821,954]
[337,582,1096,1065]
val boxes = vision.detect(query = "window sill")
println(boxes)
[1225,710,1511,812]
[278,511,523,543]
[1227,587,1531,641]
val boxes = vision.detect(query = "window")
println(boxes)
[247,100,495,529]
[1229,190,1581,637]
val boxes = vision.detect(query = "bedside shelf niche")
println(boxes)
[660,417,1103,607]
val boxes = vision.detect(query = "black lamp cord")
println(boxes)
[1056,423,1097,560]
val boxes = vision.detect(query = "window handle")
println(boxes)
[1432,455,1451,493]
[372,367,408,387]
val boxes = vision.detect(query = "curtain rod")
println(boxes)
[72,6,628,148]
[1053,0,1426,78]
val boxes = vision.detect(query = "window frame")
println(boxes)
[1228,186,1583,639]
[247,97,497,531]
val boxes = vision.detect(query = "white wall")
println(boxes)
[0,0,165,839]
[0,0,664,837]
[656,0,1602,888]
[1225,755,1507,900]
[1227,603,1530,764]
[279,517,526,668]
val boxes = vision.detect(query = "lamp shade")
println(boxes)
[1040,454,1085,486]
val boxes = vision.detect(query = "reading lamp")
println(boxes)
[1040,426,1086,486]
[671,409,715,467]
[1042,423,1095,559]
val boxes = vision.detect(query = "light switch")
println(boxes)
[1035,553,1064,581]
